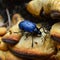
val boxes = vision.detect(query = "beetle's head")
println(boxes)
[37,31,41,35]
[34,27,41,35]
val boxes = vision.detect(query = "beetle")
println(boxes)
[18,20,41,47]
[19,20,41,34]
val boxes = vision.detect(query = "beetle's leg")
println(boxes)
[32,35,33,47]
[24,33,29,40]
[43,27,49,34]
[24,33,31,40]
[41,23,50,34]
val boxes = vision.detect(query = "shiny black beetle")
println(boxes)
[18,20,41,47]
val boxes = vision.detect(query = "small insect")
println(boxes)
[18,20,41,47]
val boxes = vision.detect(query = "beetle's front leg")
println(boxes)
[43,27,49,34]
[32,35,34,47]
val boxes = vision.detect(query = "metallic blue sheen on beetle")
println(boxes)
[18,20,41,34]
